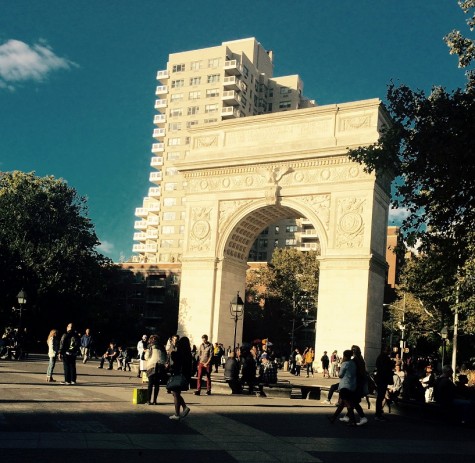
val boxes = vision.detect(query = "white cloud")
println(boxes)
[388,206,410,225]
[0,39,78,90]
[97,240,115,254]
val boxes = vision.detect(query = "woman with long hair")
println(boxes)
[46,329,59,382]
[144,334,166,405]
[169,336,192,420]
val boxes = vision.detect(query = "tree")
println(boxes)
[348,1,475,261]
[0,171,113,334]
[245,248,319,352]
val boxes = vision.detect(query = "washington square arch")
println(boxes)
[174,98,392,369]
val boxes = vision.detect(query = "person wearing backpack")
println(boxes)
[59,323,81,385]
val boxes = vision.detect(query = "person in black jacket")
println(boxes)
[374,346,394,421]
[168,336,192,420]
[224,351,242,394]
[58,323,80,385]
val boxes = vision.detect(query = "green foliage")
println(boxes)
[0,171,113,332]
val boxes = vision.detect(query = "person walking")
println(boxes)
[375,346,394,421]
[294,349,303,376]
[136,334,148,378]
[168,336,192,420]
[80,328,93,364]
[330,350,340,377]
[194,334,213,395]
[59,323,81,385]
[303,347,315,377]
[321,351,330,378]
[46,329,59,382]
[144,334,167,405]
[328,349,357,426]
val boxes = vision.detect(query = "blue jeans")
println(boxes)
[47,356,56,377]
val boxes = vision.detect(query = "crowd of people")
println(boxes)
[323,345,475,427]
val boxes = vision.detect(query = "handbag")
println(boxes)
[166,373,189,391]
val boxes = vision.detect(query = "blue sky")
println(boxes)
[0,1,468,262]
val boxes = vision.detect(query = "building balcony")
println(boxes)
[134,220,147,230]
[299,243,319,251]
[148,187,161,197]
[133,243,146,253]
[146,229,159,239]
[223,76,241,91]
[135,207,148,218]
[151,156,164,167]
[156,70,169,81]
[302,229,318,237]
[145,243,158,253]
[154,99,167,109]
[147,203,161,213]
[149,171,163,183]
[154,114,166,125]
[222,90,241,105]
[224,60,242,75]
[221,106,241,119]
[151,143,165,153]
[152,128,166,139]
[133,232,147,241]
[155,85,168,95]
[147,216,160,226]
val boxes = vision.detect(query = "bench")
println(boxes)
[260,381,293,398]
[300,385,323,400]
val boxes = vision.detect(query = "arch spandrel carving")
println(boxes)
[335,197,366,248]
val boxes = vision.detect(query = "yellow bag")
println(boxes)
[142,371,148,383]
[132,388,148,405]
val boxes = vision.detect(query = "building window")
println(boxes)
[275,226,280,233]
[268,103,273,112]
[207,74,220,83]
[168,122,181,131]
[241,82,248,94]
[190,60,202,71]
[279,101,292,109]
[170,93,183,102]
[286,225,298,233]
[241,96,247,107]
[172,64,185,72]
[187,106,199,115]
[162,226,175,234]
[171,79,184,88]
[205,104,218,113]
[189,77,201,86]
[169,108,183,117]
[167,151,180,161]
[161,239,174,248]
[186,120,199,128]
[280,87,291,94]
[163,212,176,221]
[168,137,181,146]
[285,239,297,246]
[188,91,201,100]
[208,58,221,68]
[204,118,218,124]
[206,88,219,98]
[259,239,268,248]
[166,167,178,176]
[242,66,249,78]
[164,182,177,191]
[163,197,177,206]
[274,239,279,247]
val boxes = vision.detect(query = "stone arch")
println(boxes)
[175,99,391,368]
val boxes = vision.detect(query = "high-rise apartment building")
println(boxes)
[131,38,316,264]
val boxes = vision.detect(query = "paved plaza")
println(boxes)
[0,356,473,462]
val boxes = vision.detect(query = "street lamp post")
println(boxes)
[440,325,448,367]
[383,297,406,362]
[15,289,27,329]
[229,291,244,353]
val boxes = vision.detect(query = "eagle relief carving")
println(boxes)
[258,165,293,205]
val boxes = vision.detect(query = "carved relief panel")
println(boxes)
[335,197,366,248]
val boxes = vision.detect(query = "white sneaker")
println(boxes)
[339,416,350,422]
[321,399,332,404]
[357,417,368,426]
[180,407,190,419]
[169,415,180,421]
